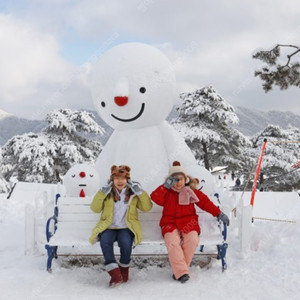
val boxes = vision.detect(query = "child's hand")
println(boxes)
[101,180,112,194]
[217,212,230,226]
[163,176,178,189]
[127,180,143,195]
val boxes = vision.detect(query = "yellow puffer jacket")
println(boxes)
[89,190,152,245]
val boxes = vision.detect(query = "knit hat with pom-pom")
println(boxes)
[168,161,188,182]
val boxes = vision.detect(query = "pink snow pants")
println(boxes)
[164,229,199,279]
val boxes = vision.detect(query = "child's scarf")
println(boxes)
[172,186,199,205]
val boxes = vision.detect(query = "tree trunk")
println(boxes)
[202,141,210,170]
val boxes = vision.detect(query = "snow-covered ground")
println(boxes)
[1,186,300,300]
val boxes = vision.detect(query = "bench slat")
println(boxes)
[58,197,93,205]
[58,213,100,222]
[59,205,93,214]
[57,221,97,230]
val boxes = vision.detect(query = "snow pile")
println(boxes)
[0,188,300,299]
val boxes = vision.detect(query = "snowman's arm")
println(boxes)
[194,189,220,217]
[136,191,153,212]
[90,190,106,213]
[150,185,167,206]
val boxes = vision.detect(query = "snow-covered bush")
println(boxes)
[2,109,105,183]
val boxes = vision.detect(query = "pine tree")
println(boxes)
[251,125,300,191]
[253,44,300,92]
[2,109,105,183]
[173,86,252,173]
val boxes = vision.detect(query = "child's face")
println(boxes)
[173,174,186,190]
[113,176,127,191]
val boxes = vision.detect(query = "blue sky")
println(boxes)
[0,0,299,119]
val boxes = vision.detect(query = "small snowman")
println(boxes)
[91,42,213,195]
[62,164,100,197]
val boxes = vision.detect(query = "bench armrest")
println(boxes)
[221,222,227,241]
[46,216,57,243]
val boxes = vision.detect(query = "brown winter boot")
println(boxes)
[119,265,129,282]
[106,263,124,287]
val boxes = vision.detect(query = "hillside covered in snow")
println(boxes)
[233,106,300,136]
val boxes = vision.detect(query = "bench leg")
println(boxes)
[217,243,228,271]
[45,245,57,272]
[53,246,58,259]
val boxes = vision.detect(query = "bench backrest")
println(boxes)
[55,195,222,243]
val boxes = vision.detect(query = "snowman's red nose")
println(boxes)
[79,171,86,178]
[114,96,128,106]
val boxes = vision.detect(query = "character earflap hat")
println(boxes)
[110,165,131,181]
[188,176,199,189]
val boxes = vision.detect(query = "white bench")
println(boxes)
[45,194,228,271]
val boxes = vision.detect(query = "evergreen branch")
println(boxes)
[253,44,300,92]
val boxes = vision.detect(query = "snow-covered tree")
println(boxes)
[2,109,105,183]
[251,125,300,191]
[0,146,10,193]
[173,86,252,173]
[253,44,300,92]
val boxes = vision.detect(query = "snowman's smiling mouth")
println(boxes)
[111,103,145,122]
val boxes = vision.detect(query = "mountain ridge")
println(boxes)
[233,106,300,136]
[0,107,299,145]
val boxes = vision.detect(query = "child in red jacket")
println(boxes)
[151,161,229,283]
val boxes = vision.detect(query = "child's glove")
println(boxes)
[101,180,112,194]
[163,176,178,189]
[217,212,230,226]
[89,236,96,245]
[127,180,143,195]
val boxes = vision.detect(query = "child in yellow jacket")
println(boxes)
[89,165,152,287]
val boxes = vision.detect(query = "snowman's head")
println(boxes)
[91,43,176,130]
[62,164,100,197]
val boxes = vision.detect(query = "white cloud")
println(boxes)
[0,0,299,119]
[62,0,300,112]
[0,13,87,119]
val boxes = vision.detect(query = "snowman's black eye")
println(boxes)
[72,174,76,178]
[90,174,94,178]
[139,87,146,93]
[101,101,106,107]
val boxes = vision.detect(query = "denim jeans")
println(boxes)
[99,228,134,266]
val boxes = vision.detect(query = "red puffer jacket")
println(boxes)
[150,185,221,236]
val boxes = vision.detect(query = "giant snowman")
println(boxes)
[91,42,213,195]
